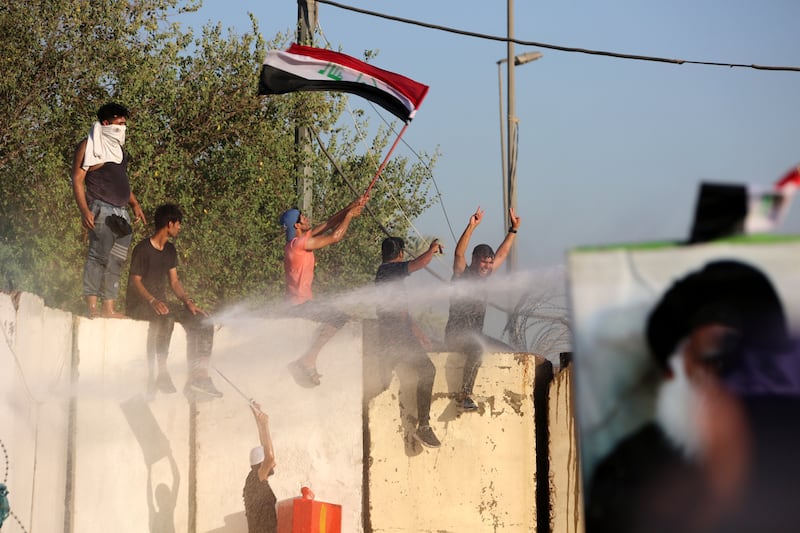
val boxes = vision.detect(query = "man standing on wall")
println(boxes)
[72,102,146,318]
[280,193,368,388]
[375,236,443,448]
[126,203,222,399]
[445,207,520,412]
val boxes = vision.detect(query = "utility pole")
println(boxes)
[296,0,317,216]
[506,0,518,273]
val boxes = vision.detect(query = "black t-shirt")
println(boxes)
[445,268,488,337]
[243,469,277,533]
[374,261,410,323]
[125,238,178,319]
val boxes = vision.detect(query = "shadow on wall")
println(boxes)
[205,512,247,533]
[120,394,180,533]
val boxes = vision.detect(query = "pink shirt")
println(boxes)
[284,233,315,305]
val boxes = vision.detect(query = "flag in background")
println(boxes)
[689,164,799,242]
[744,164,799,234]
[775,164,800,193]
[259,43,429,122]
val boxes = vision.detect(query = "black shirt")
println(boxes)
[125,238,178,319]
[243,468,277,533]
[85,152,131,207]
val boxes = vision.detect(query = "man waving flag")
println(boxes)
[259,43,429,123]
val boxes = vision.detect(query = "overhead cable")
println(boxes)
[317,0,800,72]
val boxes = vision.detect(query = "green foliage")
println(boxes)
[0,1,437,314]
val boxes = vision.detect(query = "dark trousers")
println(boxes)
[146,304,214,377]
[378,322,435,426]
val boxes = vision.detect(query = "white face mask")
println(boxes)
[101,124,126,146]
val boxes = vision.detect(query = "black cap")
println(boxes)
[646,260,788,371]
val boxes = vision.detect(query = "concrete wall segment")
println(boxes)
[0,293,581,532]
[548,367,583,533]
[366,351,539,533]
[1,292,72,533]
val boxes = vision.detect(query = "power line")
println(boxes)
[317,0,800,72]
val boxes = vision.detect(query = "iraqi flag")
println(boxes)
[745,164,800,233]
[689,165,799,242]
[259,43,429,122]
[775,164,800,194]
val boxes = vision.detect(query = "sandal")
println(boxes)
[288,360,322,388]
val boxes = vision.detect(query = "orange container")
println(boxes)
[276,486,342,533]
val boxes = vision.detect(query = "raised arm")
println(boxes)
[251,402,276,481]
[305,193,367,251]
[408,239,443,273]
[310,192,369,237]
[491,207,521,270]
[453,207,484,275]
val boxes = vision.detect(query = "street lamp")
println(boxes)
[496,50,542,270]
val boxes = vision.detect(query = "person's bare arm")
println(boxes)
[492,207,520,269]
[408,239,443,273]
[71,140,95,230]
[168,268,206,316]
[309,192,369,237]
[305,195,367,251]
[131,273,170,316]
[252,402,276,481]
[453,207,483,275]
[129,191,146,225]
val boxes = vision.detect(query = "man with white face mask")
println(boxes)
[72,102,146,318]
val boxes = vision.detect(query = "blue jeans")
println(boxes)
[82,200,132,300]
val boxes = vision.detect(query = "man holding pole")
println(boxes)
[280,193,368,388]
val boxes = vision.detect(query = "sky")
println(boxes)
[176,0,800,277]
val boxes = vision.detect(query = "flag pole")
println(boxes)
[365,121,410,196]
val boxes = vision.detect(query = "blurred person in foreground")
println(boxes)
[586,260,800,533]
[280,193,367,388]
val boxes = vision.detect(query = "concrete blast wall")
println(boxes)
[0,292,580,533]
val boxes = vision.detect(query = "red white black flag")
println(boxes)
[259,43,429,122]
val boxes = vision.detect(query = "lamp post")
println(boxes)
[496,50,542,270]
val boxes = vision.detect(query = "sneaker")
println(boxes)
[458,396,478,412]
[413,425,441,448]
[156,372,177,394]
[188,377,223,398]
[288,360,322,388]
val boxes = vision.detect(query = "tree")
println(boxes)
[0,1,437,314]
